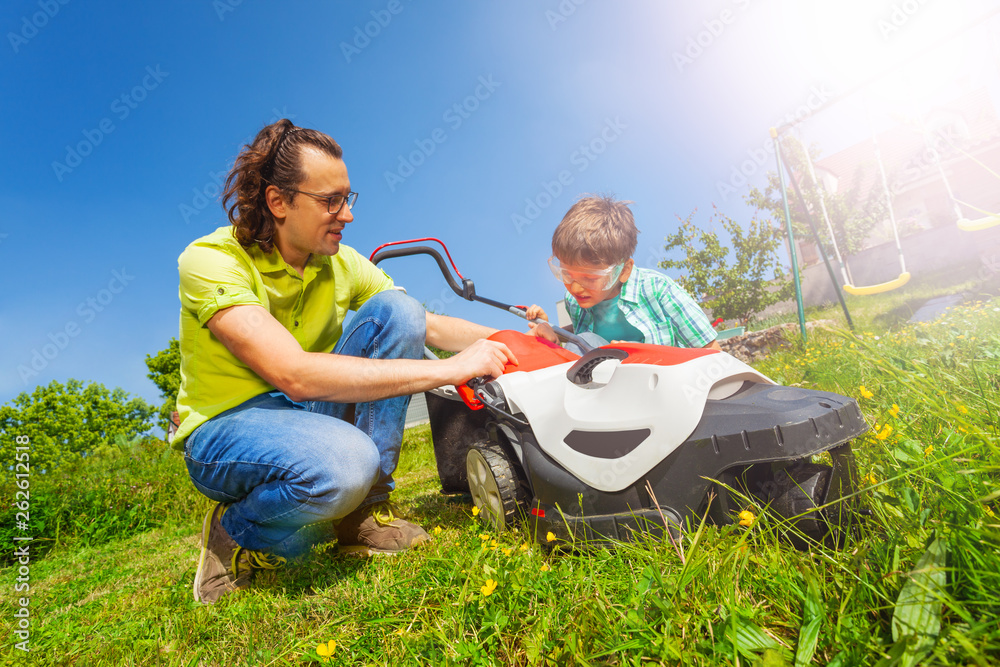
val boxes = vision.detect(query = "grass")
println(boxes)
[3,269,1000,666]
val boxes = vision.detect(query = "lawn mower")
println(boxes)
[371,239,868,547]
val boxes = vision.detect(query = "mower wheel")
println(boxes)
[767,462,832,542]
[466,443,529,531]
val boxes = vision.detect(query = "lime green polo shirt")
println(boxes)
[173,225,394,449]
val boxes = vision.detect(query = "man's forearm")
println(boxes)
[284,353,455,403]
[425,312,497,352]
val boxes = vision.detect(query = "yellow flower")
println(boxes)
[472,506,480,517]
[924,444,934,457]
[519,543,529,551]
[502,547,513,556]
[481,578,498,596]
[876,425,893,441]
[738,510,755,527]
[317,640,336,658]
[859,385,874,399]
[956,404,969,414]
[889,404,900,418]
[985,505,996,518]
[479,533,490,541]
[865,474,878,486]
[433,526,442,535]
[490,540,498,548]
[540,563,551,572]
[545,531,557,542]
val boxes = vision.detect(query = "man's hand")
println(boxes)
[442,338,518,384]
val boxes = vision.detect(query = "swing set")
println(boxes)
[924,124,1000,232]
[773,100,913,307]
[766,7,1000,340]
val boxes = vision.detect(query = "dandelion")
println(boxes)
[546,531,557,542]
[472,506,481,517]
[481,579,498,596]
[433,526,442,535]
[317,640,336,659]
[738,510,755,527]
[859,385,874,399]
[924,444,934,457]
[889,404,900,418]
[540,563,551,572]
[876,425,893,440]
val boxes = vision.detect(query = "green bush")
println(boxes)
[661,209,794,324]
[0,435,201,565]
[145,338,181,436]
[0,378,156,472]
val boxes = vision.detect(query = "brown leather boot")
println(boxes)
[193,503,286,604]
[335,501,432,556]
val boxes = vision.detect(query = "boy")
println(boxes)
[527,195,720,351]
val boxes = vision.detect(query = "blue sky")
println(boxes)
[3,0,1000,409]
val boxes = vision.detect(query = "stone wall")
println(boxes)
[718,320,837,364]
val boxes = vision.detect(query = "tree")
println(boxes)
[0,379,156,471]
[745,136,887,268]
[660,208,794,325]
[145,338,181,434]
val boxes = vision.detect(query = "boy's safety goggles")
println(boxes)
[548,256,625,291]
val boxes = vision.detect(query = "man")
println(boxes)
[175,120,515,604]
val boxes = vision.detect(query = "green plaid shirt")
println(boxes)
[565,267,717,348]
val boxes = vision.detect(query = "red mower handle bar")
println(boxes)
[369,243,593,352]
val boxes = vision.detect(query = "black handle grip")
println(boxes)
[566,348,628,385]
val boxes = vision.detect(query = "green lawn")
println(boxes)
[3,269,999,666]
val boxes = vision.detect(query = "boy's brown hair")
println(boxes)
[551,194,639,266]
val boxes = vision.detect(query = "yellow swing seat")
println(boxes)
[843,272,911,296]
[958,215,1000,232]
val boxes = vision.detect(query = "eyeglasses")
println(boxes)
[286,188,359,215]
[548,256,625,291]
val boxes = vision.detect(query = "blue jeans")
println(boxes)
[183,290,426,558]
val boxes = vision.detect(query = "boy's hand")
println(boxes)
[524,304,549,322]
[528,321,560,344]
